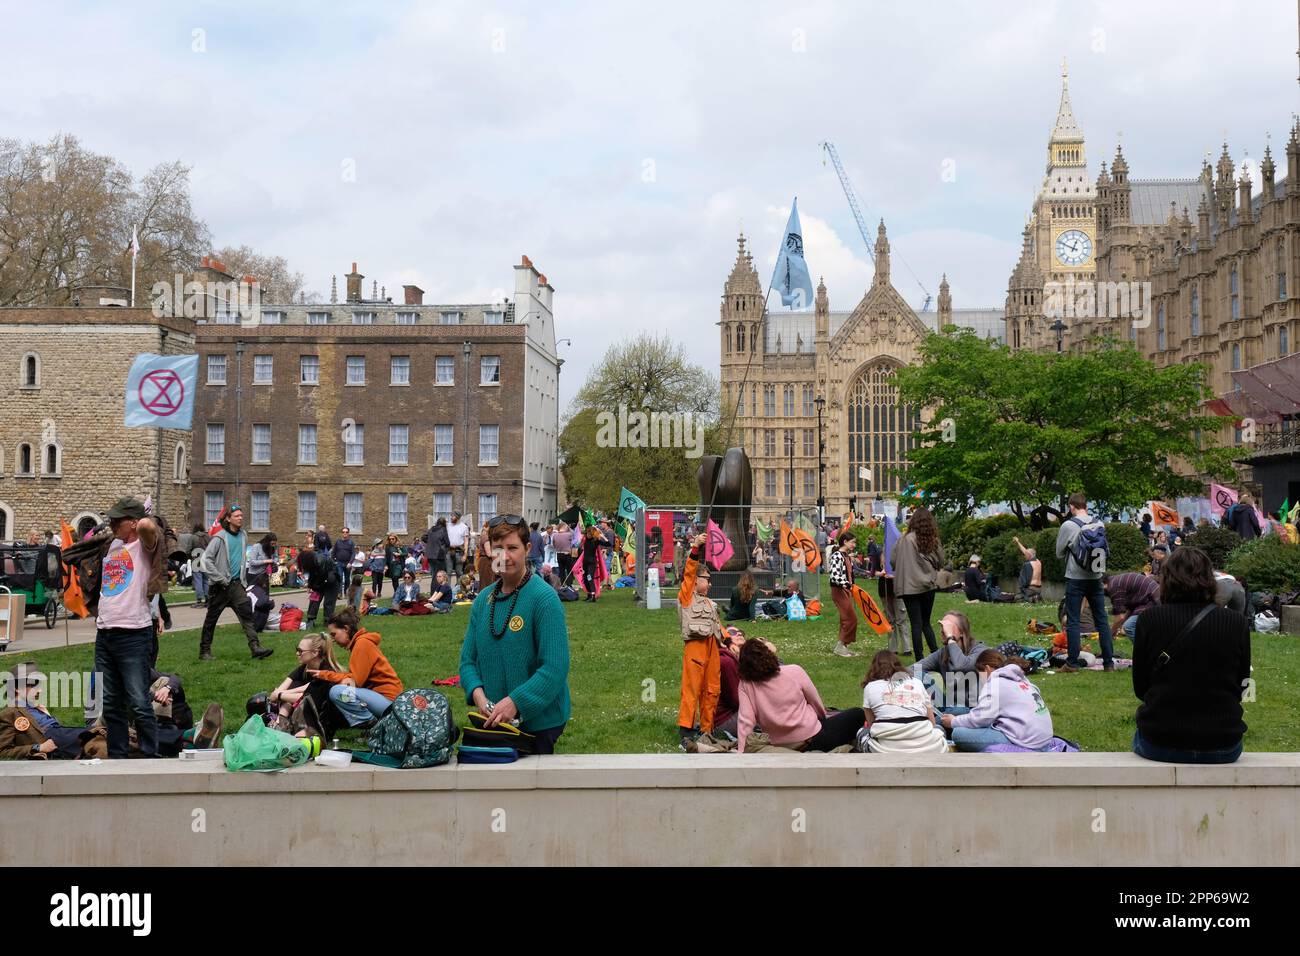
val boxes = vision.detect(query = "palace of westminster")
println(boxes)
[721,62,1299,515]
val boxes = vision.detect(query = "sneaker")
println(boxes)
[832,643,857,657]
[250,645,274,660]
[199,651,215,661]
[192,703,223,748]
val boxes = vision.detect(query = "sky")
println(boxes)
[6,0,1299,408]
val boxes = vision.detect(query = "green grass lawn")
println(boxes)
[18,582,1300,753]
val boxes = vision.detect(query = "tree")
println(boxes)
[560,332,729,509]
[893,330,1238,526]
[0,134,210,306]
[211,244,316,303]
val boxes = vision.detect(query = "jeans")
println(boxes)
[192,570,208,602]
[951,726,1011,752]
[329,685,394,727]
[1132,729,1242,764]
[447,549,465,579]
[529,724,565,755]
[1064,578,1114,666]
[1122,614,1139,639]
[94,626,158,758]
[902,589,938,658]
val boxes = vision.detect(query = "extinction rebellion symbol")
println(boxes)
[139,369,184,416]
[785,233,803,256]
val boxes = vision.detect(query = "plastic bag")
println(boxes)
[1254,612,1280,634]
[223,715,321,772]
[786,594,807,621]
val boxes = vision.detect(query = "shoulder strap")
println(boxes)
[1152,604,1216,673]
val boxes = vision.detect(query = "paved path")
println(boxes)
[3,575,436,654]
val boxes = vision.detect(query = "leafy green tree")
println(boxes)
[560,333,728,510]
[894,331,1237,527]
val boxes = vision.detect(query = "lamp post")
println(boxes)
[1050,317,1067,353]
[787,431,794,516]
[814,395,826,523]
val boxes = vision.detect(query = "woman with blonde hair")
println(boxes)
[268,632,342,737]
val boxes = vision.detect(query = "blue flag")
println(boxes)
[771,198,815,309]
[882,516,901,575]
[124,353,199,429]
[617,487,646,522]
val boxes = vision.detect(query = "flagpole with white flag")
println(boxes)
[129,225,139,307]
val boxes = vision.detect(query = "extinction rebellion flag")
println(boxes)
[124,353,199,429]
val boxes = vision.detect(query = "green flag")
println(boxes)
[621,518,636,555]
[582,508,595,530]
[756,519,773,542]
[617,487,646,522]
[1283,498,1291,524]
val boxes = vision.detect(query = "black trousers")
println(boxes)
[529,724,565,755]
[803,708,866,752]
[902,589,939,658]
[199,580,261,653]
[557,553,575,586]
[370,570,384,597]
[307,584,340,628]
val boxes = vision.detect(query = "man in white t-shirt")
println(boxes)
[94,497,165,758]
[446,512,470,577]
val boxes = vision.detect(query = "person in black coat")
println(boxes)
[1132,546,1250,764]
[424,519,449,570]
[297,549,341,630]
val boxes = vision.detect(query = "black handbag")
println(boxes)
[462,711,536,754]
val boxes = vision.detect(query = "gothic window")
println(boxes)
[1230,264,1240,320]
[1190,285,1200,336]
[737,324,745,353]
[1278,238,1287,301]
[763,385,775,416]
[846,361,918,496]
[1281,325,1290,358]
[783,386,795,417]
[21,352,40,388]
[43,443,60,476]
[724,325,731,354]
[1157,303,1166,351]
[1231,343,1241,370]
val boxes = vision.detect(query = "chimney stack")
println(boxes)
[403,284,425,306]
[346,262,363,303]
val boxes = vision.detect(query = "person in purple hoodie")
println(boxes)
[941,650,1054,752]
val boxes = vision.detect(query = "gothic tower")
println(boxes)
[719,232,763,413]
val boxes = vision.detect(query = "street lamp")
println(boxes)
[1050,317,1067,353]
[787,431,795,516]
[814,395,826,523]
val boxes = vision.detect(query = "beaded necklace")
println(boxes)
[488,569,532,639]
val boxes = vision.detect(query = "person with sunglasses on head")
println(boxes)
[459,515,571,754]
[269,632,343,738]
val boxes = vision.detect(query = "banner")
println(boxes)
[756,519,773,543]
[771,198,815,309]
[1209,484,1238,518]
[850,584,892,635]
[882,516,900,575]
[1149,502,1180,527]
[59,520,87,619]
[124,353,199,429]
[778,520,821,571]
[705,519,733,571]
[617,487,645,522]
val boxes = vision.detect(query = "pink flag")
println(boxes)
[1209,483,1237,517]
[705,519,733,571]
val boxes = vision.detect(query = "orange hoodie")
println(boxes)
[316,629,404,701]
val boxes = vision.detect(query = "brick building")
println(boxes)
[188,256,560,540]
[0,300,195,542]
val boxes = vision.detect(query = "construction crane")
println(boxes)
[820,141,933,312]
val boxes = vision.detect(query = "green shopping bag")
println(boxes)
[222,715,321,772]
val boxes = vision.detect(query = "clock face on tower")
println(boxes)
[1055,229,1092,266]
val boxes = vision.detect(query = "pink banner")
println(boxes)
[1209,483,1238,517]
[705,519,733,571]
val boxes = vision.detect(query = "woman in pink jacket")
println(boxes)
[736,639,865,753]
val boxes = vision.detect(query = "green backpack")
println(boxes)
[364,689,458,768]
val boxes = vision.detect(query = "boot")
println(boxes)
[250,641,274,660]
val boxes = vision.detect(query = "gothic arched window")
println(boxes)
[846,361,919,496]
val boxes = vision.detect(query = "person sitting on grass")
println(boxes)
[428,569,456,611]
[941,650,1054,752]
[459,573,479,602]
[1131,546,1249,765]
[713,627,746,740]
[269,633,343,738]
[858,650,948,754]
[736,638,865,754]
[726,571,766,622]
[310,607,404,729]
[393,571,435,616]
[912,611,989,711]
[963,555,991,602]
[1013,536,1042,603]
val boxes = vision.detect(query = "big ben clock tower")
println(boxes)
[1032,60,1096,290]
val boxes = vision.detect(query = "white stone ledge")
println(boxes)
[2,752,1299,796]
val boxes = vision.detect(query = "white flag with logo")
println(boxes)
[124,353,198,428]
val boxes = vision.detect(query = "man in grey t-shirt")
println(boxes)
[1054,492,1115,671]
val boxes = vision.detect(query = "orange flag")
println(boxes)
[843,512,854,534]
[850,584,892,634]
[59,520,87,619]
[1150,502,1180,527]
[778,520,822,571]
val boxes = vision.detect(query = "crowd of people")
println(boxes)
[1,488,1278,766]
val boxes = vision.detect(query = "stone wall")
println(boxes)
[0,308,195,541]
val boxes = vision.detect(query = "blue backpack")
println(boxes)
[1068,516,1109,575]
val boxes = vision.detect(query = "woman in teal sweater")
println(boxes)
[459,515,572,753]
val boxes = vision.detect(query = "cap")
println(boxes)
[969,554,981,564]
[107,497,147,520]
